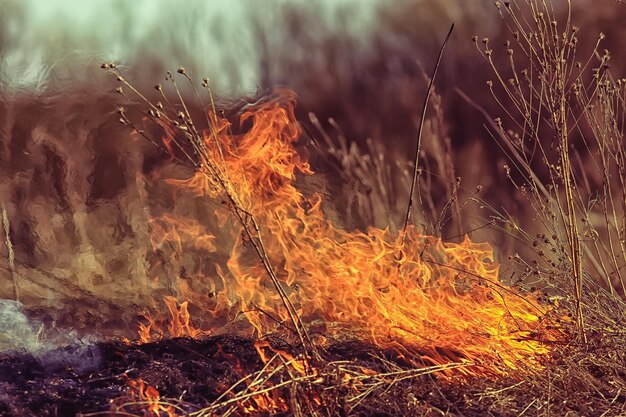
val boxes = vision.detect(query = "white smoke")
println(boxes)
[0,299,41,352]
[0,298,102,376]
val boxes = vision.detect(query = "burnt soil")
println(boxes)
[0,335,625,417]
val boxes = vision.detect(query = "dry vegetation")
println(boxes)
[1,0,626,416]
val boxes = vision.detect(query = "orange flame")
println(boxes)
[144,89,562,376]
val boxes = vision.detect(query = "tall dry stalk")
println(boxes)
[402,23,454,237]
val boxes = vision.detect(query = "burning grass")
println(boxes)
[1,0,626,416]
[117,85,563,375]
[92,51,564,417]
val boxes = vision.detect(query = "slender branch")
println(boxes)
[403,23,455,237]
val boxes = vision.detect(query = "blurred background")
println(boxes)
[0,0,624,344]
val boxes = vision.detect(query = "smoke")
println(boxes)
[0,298,102,376]
[0,299,40,352]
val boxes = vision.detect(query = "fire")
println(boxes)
[142,89,562,376]
[111,377,176,417]
[139,296,210,343]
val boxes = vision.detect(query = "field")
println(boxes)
[1,1,626,416]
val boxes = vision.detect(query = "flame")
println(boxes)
[139,296,211,343]
[149,214,217,255]
[254,340,312,376]
[111,377,176,417]
[143,89,562,376]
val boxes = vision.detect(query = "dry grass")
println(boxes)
[474,0,625,327]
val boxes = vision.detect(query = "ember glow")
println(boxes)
[138,89,562,377]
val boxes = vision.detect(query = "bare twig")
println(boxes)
[403,23,454,237]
